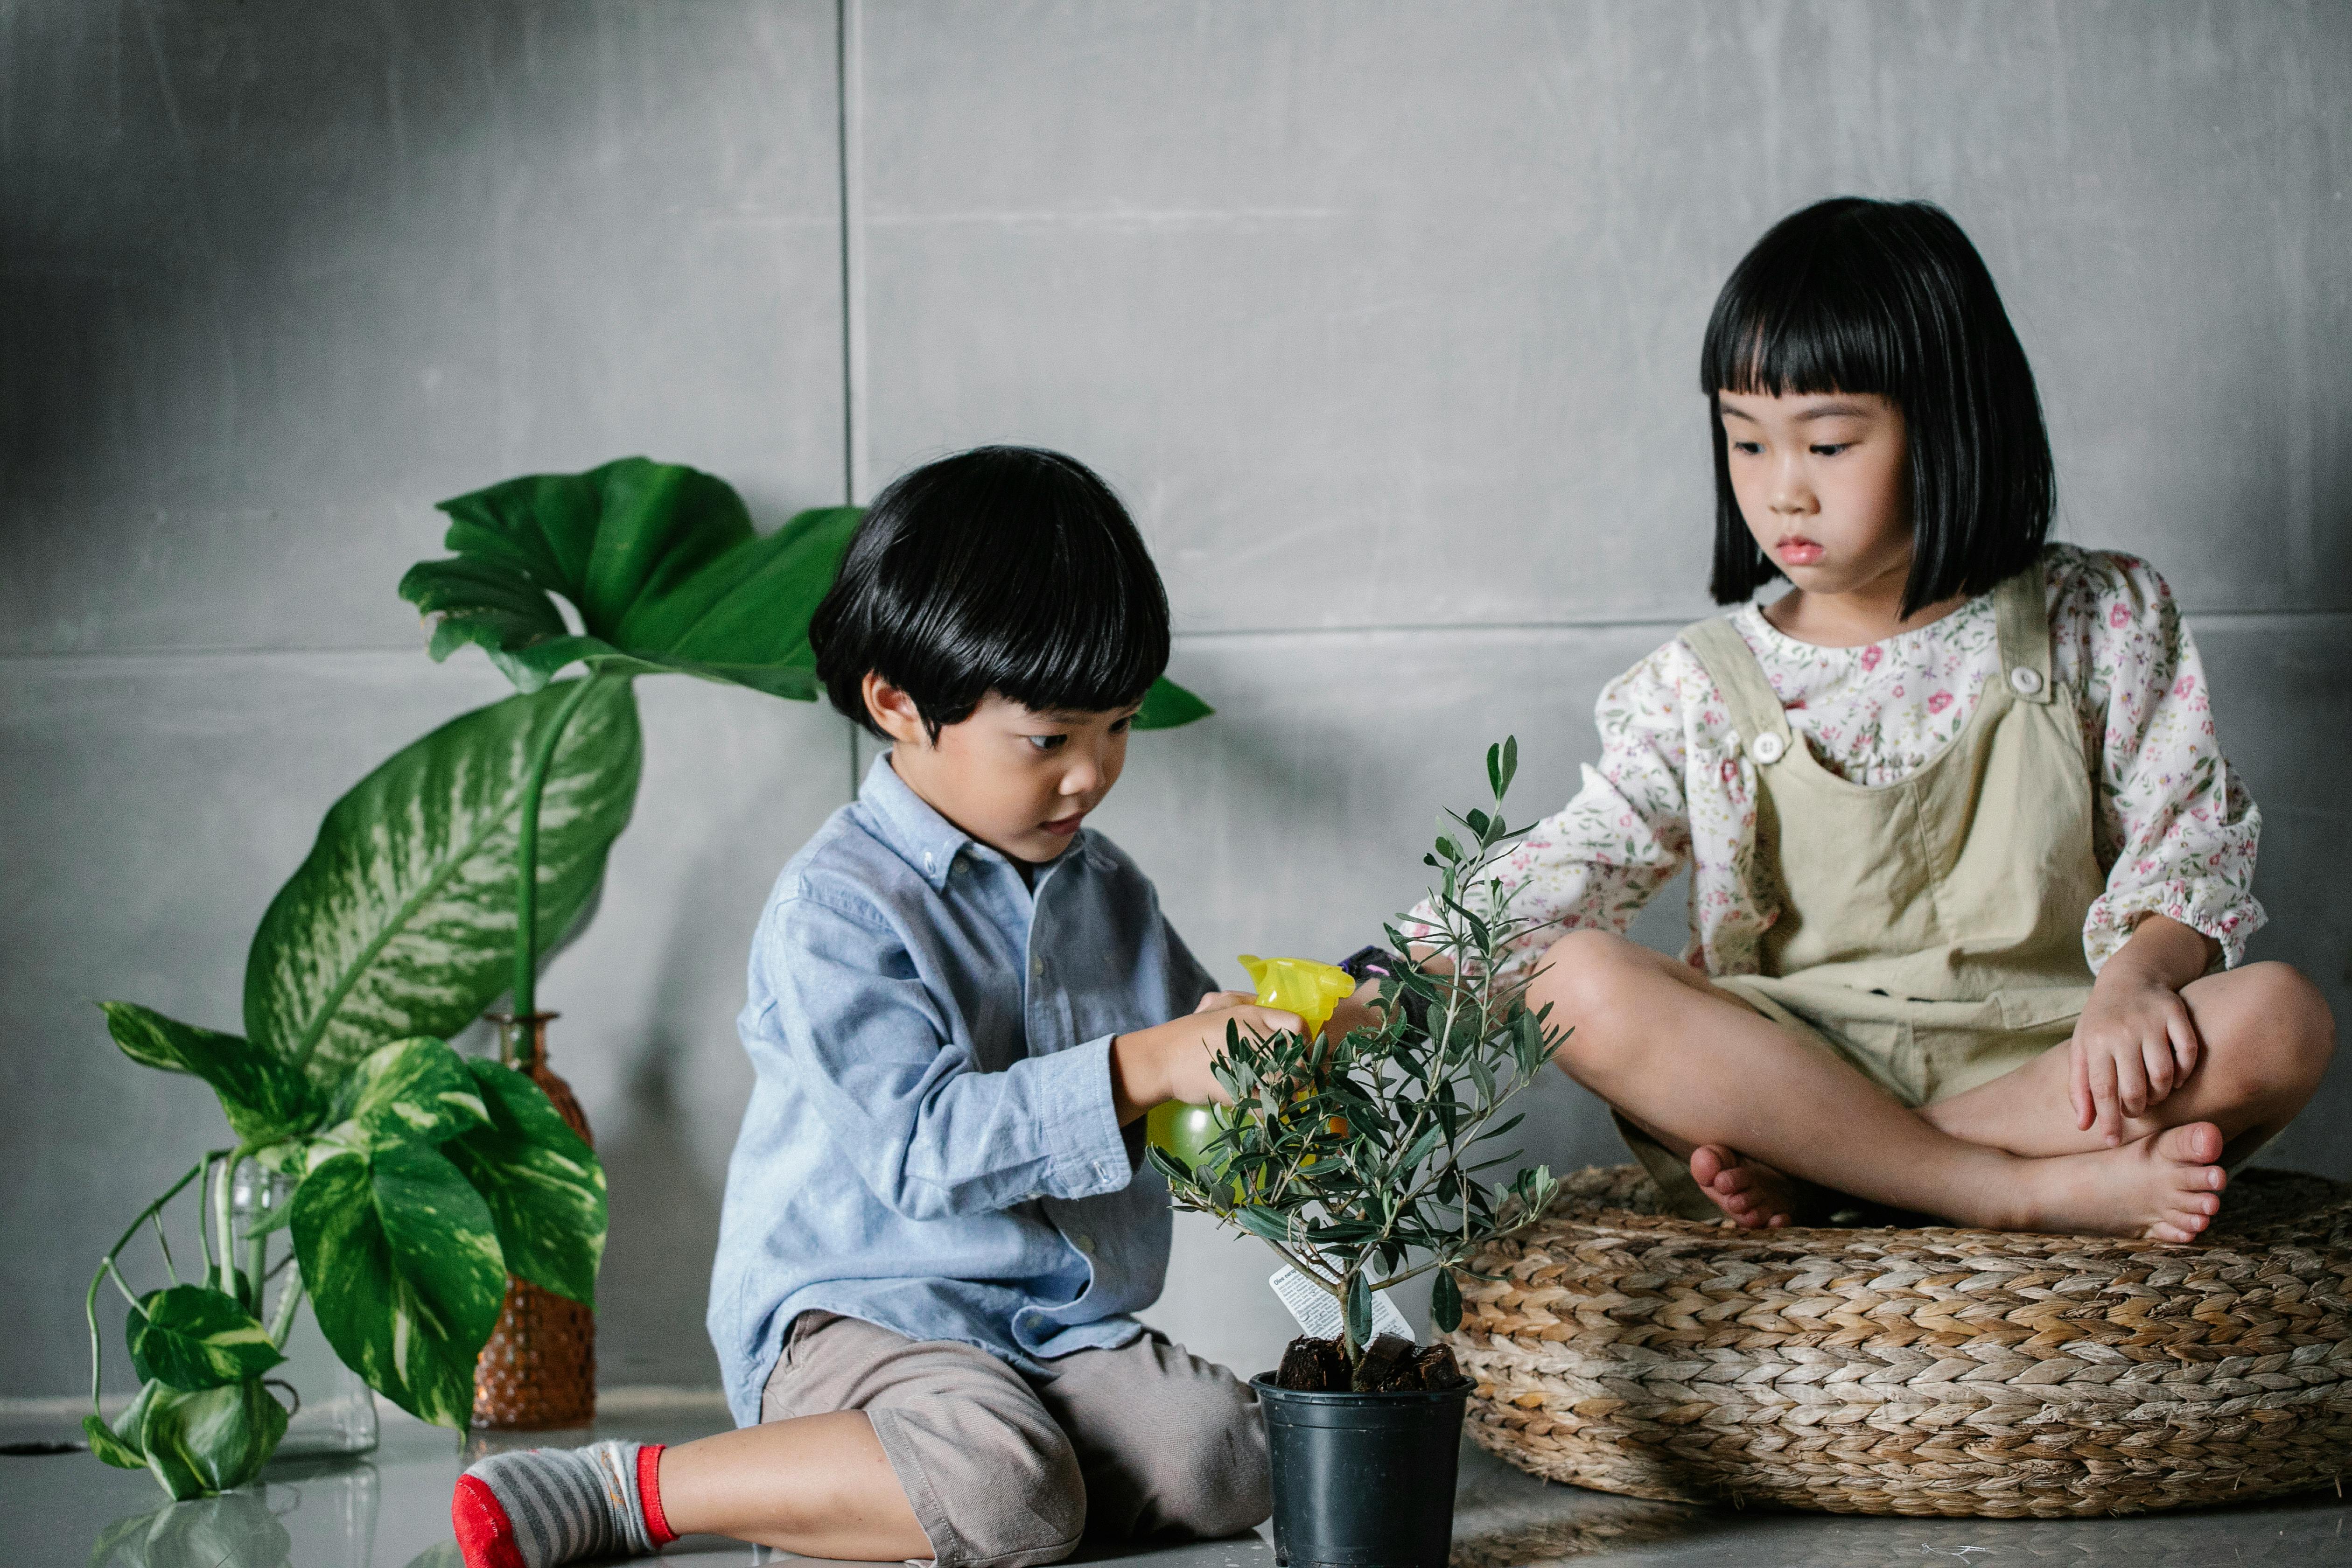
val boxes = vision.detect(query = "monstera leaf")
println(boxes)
[244,678,641,1083]
[398,455,1212,726]
[399,458,861,698]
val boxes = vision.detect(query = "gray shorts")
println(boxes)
[761,1311,1270,1568]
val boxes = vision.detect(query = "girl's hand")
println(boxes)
[2069,968,2202,1145]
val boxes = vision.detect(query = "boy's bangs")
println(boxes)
[980,558,1166,718]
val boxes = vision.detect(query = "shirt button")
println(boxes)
[1749,732,1786,764]
[2009,666,2045,697]
[1072,1233,1095,1253]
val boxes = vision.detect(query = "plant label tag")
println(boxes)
[1268,1266,1415,1344]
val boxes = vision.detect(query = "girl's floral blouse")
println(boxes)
[1414,545,2263,985]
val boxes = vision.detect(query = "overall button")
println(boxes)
[1748,732,1786,764]
[2009,666,2045,696]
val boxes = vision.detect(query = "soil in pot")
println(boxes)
[1256,1335,1470,1568]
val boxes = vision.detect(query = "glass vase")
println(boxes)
[231,1161,380,1461]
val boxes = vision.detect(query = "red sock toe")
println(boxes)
[452,1474,528,1568]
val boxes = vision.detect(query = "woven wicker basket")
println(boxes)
[1447,1163,2352,1518]
[472,1014,598,1431]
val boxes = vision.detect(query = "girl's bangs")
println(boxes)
[1702,268,1907,402]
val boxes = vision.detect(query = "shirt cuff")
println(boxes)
[2084,879,2267,973]
[1037,1035,1134,1197]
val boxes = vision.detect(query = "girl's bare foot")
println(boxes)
[1689,1144,1816,1229]
[2009,1122,2229,1242]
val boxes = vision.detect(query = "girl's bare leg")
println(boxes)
[1531,931,2228,1241]
[655,1410,930,1559]
[1923,961,2335,1163]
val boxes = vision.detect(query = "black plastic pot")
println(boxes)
[1251,1372,1470,1567]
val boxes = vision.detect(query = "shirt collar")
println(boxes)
[858,754,973,889]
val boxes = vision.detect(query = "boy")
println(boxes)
[453,447,1299,1568]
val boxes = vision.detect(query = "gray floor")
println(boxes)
[10,1394,2348,1568]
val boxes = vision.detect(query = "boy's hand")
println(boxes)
[2068,917,2214,1145]
[1109,1001,1304,1124]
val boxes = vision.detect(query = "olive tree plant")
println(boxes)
[1148,739,1566,1361]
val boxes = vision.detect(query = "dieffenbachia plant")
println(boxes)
[88,685,632,1498]
[397,457,1213,1016]
[1148,739,1564,1361]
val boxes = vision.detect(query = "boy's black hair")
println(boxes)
[1700,197,2056,617]
[810,446,1171,738]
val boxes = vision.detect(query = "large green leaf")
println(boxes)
[126,1285,284,1392]
[334,1036,489,1148]
[290,1143,507,1429]
[136,1380,288,1500]
[244,678,641,1083]
[399,458,862,698]
[397,457,1215,726]
[443,1059,607,1307]
[97,1003,318,1146]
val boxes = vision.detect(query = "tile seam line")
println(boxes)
[2,605,2344,665]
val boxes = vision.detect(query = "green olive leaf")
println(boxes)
[290,1143,507,1429]
[125,1285,284,1392]
[442,1059,606,1308]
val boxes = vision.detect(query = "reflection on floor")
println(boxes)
[8,1393,2348,1567]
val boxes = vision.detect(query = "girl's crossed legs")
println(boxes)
[1529,930,2334,1240]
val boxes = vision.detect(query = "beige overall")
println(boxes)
[1622,564,2105,1219]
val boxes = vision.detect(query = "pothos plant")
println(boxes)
[1147,738,1565,1361]
[85,682,636,1500]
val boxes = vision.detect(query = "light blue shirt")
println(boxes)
[709,755,1217,1425]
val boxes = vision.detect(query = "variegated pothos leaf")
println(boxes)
[335,1036,489,1148]
[126,1286,284,1392]
[290,1143,508,1430]
[243,678,640,1085]
[443,1059,606,1307]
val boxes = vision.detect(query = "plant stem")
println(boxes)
[212,1156,235,1297]
[192,1153,218,1284]
[267,1269,307,1351]
[87,1157,212,1413]
[511,672,607,1025]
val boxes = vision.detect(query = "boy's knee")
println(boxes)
[967,1425,1086,1566]
[1139,1377,1270,1540]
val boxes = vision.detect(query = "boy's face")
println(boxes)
[864,675,1138,865]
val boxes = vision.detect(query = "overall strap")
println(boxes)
[1680,616,1795,765]
[1991,561,2054,704]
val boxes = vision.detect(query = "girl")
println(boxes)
[1463,198,2332,1241]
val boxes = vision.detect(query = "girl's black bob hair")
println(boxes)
[1701,197,2055,617]
[810,445,1170,737]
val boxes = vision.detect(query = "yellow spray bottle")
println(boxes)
[1145,955,1358,1181]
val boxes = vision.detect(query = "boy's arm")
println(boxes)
[756,892,1293,1219]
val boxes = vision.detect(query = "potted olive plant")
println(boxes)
[1148,739,1565,1568]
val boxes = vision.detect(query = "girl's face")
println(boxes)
[1718,390,1911,598]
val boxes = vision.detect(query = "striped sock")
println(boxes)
[452,1440,677,1568]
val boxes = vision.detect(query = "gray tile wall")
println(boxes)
[5,0,2345,1397]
